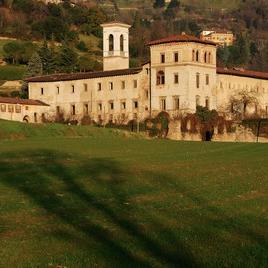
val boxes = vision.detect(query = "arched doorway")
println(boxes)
[23,115,29,123]
[205,130,213,141]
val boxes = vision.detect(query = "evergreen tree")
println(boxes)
[38,40,57,74]
[259,44,268,71]
[236,34,250,66]
[217,46,230,67]
[153,0,165,8]
[57,45,78,73]
[26,52,43,78]
[168,0,180,9]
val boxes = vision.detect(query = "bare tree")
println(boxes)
[229,90,259,120]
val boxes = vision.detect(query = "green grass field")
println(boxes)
[0,120,267,267]
[0,65,26,81]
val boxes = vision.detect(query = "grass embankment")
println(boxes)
[0,120,267,267]
[0,65,26,81]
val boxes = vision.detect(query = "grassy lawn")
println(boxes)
[0,65,26,81]
[0,120,267,267]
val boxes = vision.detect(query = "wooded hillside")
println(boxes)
[0,0,267,75]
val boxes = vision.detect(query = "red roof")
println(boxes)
[147,34,216,46]
[217,67,268,80]
[0,97,49,106]
[26,68,142,83]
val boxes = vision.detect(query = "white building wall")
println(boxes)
[28,67,149,123]
[150,42,217,116]
[216,74,268,116]
[0,103,49,123]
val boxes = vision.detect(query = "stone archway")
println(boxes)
[23,115,30,123]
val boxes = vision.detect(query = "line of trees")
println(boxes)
[217,34,268,71]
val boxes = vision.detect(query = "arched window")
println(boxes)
[109,34,114,51]
[196,50,199,62]
[192,50,195,61]
[157,71,165,85]
[204,52,207,63]
[120,34,124,52]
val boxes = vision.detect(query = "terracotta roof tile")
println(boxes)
[26,68,142,83]
[0,97,49,106]
[147,34,216,46]
[217,67,268,80]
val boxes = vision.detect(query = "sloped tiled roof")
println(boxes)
[217,67,268,80]
[26,68,142,83]
[0,97,49,106]
[147,34,216,46]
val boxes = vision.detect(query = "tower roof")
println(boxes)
[100,21,131,28]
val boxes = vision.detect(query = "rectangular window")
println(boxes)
[109,82,113,90]
[174,73,179,84]
[71,105,75,115]
[57,86,60,94]
[161,53,165,63]
[173,97,180,110]
[206,74,209,85]
[121,101,126,110]
[84,103,89,115]
[41,88,44,95]
[196,73,200,88]
[133,100,138,109]
[196,96,200,107]
[160,98,166,111]
[205,98,210,109]
[72,85,75,93]
[84,84,88,92]
[121,81,125,89]
[15,105,21,113]
[174,52,179,62]
[56,106,60,115]
[98,103,102,111]
[0,104,6,112]
[109,101,114,110]
[8,105,14,113]
[133,80,137,88]
[97,83,102,91]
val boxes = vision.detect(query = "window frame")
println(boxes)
[174,52,179,62]
[97,82,102,91]
[174,73,179,84]
[160,53,165,63]
[160,97,166,111]
[196,73,200,88]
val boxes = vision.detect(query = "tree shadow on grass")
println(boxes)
[0,149,197,267]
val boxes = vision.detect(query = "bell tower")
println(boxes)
[101,22,131,71]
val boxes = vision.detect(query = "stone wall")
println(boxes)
[167,119,268,143]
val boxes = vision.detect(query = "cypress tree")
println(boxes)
[26,52,43,78]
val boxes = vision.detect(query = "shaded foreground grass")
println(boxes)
[0,131,267,267]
